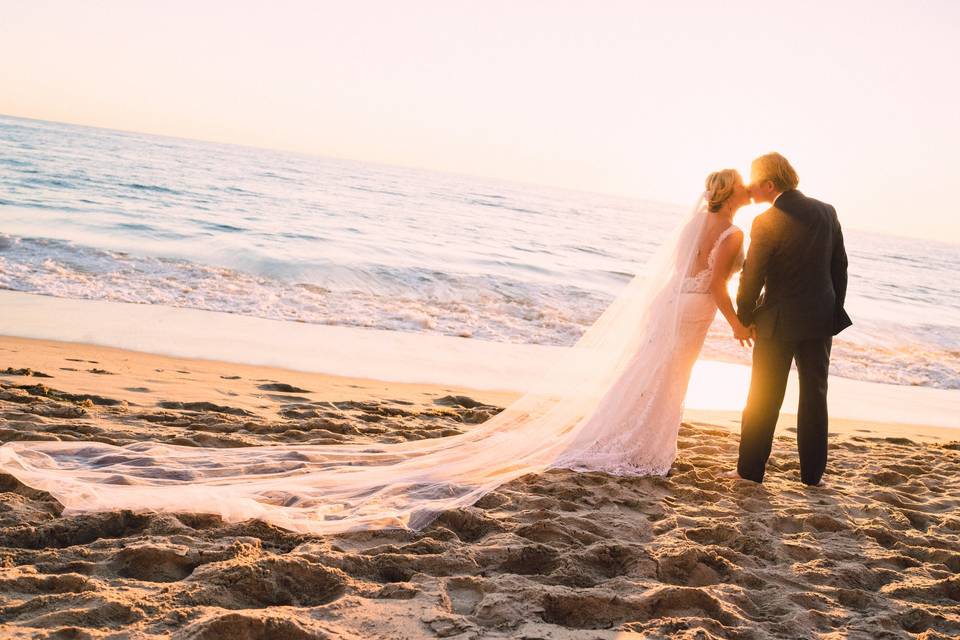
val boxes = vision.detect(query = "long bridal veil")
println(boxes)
[0,195,710,534]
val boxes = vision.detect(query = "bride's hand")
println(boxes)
[732,321,755,347]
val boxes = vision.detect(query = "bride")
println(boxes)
[0,170,752,534]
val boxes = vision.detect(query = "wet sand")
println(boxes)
[1,336,959,639]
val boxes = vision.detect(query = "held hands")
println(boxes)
[732,321,756,348]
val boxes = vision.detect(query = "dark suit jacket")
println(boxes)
[736,189,852,341]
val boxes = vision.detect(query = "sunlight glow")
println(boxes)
[685,360,751,411]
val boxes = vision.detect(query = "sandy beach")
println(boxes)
[1,335,959,639]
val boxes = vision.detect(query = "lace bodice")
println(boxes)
[681,225,743,293]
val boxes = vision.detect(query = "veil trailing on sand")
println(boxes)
[0,196,710,534]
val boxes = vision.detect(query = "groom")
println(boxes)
[733,152,851,486]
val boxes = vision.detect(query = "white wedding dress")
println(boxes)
[0,195,742,534]
[554,223,743,476]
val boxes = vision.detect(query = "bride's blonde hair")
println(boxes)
[705,169,742,213]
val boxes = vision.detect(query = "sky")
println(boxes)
[1,0,958,242]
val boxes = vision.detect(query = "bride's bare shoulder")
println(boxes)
[722,225,745,251]
[726,224,745,242]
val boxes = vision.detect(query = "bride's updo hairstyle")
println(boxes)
[704,169,742,213]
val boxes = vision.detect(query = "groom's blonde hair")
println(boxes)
[751,152,799,192]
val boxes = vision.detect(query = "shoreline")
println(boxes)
[1,334,956,442]
[0,334,519,422]
[2,291,959,429]
[0,289,566,393]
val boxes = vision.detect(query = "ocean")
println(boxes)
[1,114,958,391]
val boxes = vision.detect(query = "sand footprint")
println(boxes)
[109,543,198,582]
[444,576,485,615]
[176,612,341,640]
[184,556,348,609]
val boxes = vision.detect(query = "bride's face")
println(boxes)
[730,179,751,211]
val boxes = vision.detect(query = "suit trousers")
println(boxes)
[737,334,832,485]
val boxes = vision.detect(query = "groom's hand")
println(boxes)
[739,325,757,348]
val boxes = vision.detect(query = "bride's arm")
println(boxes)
[709,230,751,342]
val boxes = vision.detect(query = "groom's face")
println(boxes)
[748,174,775,204]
